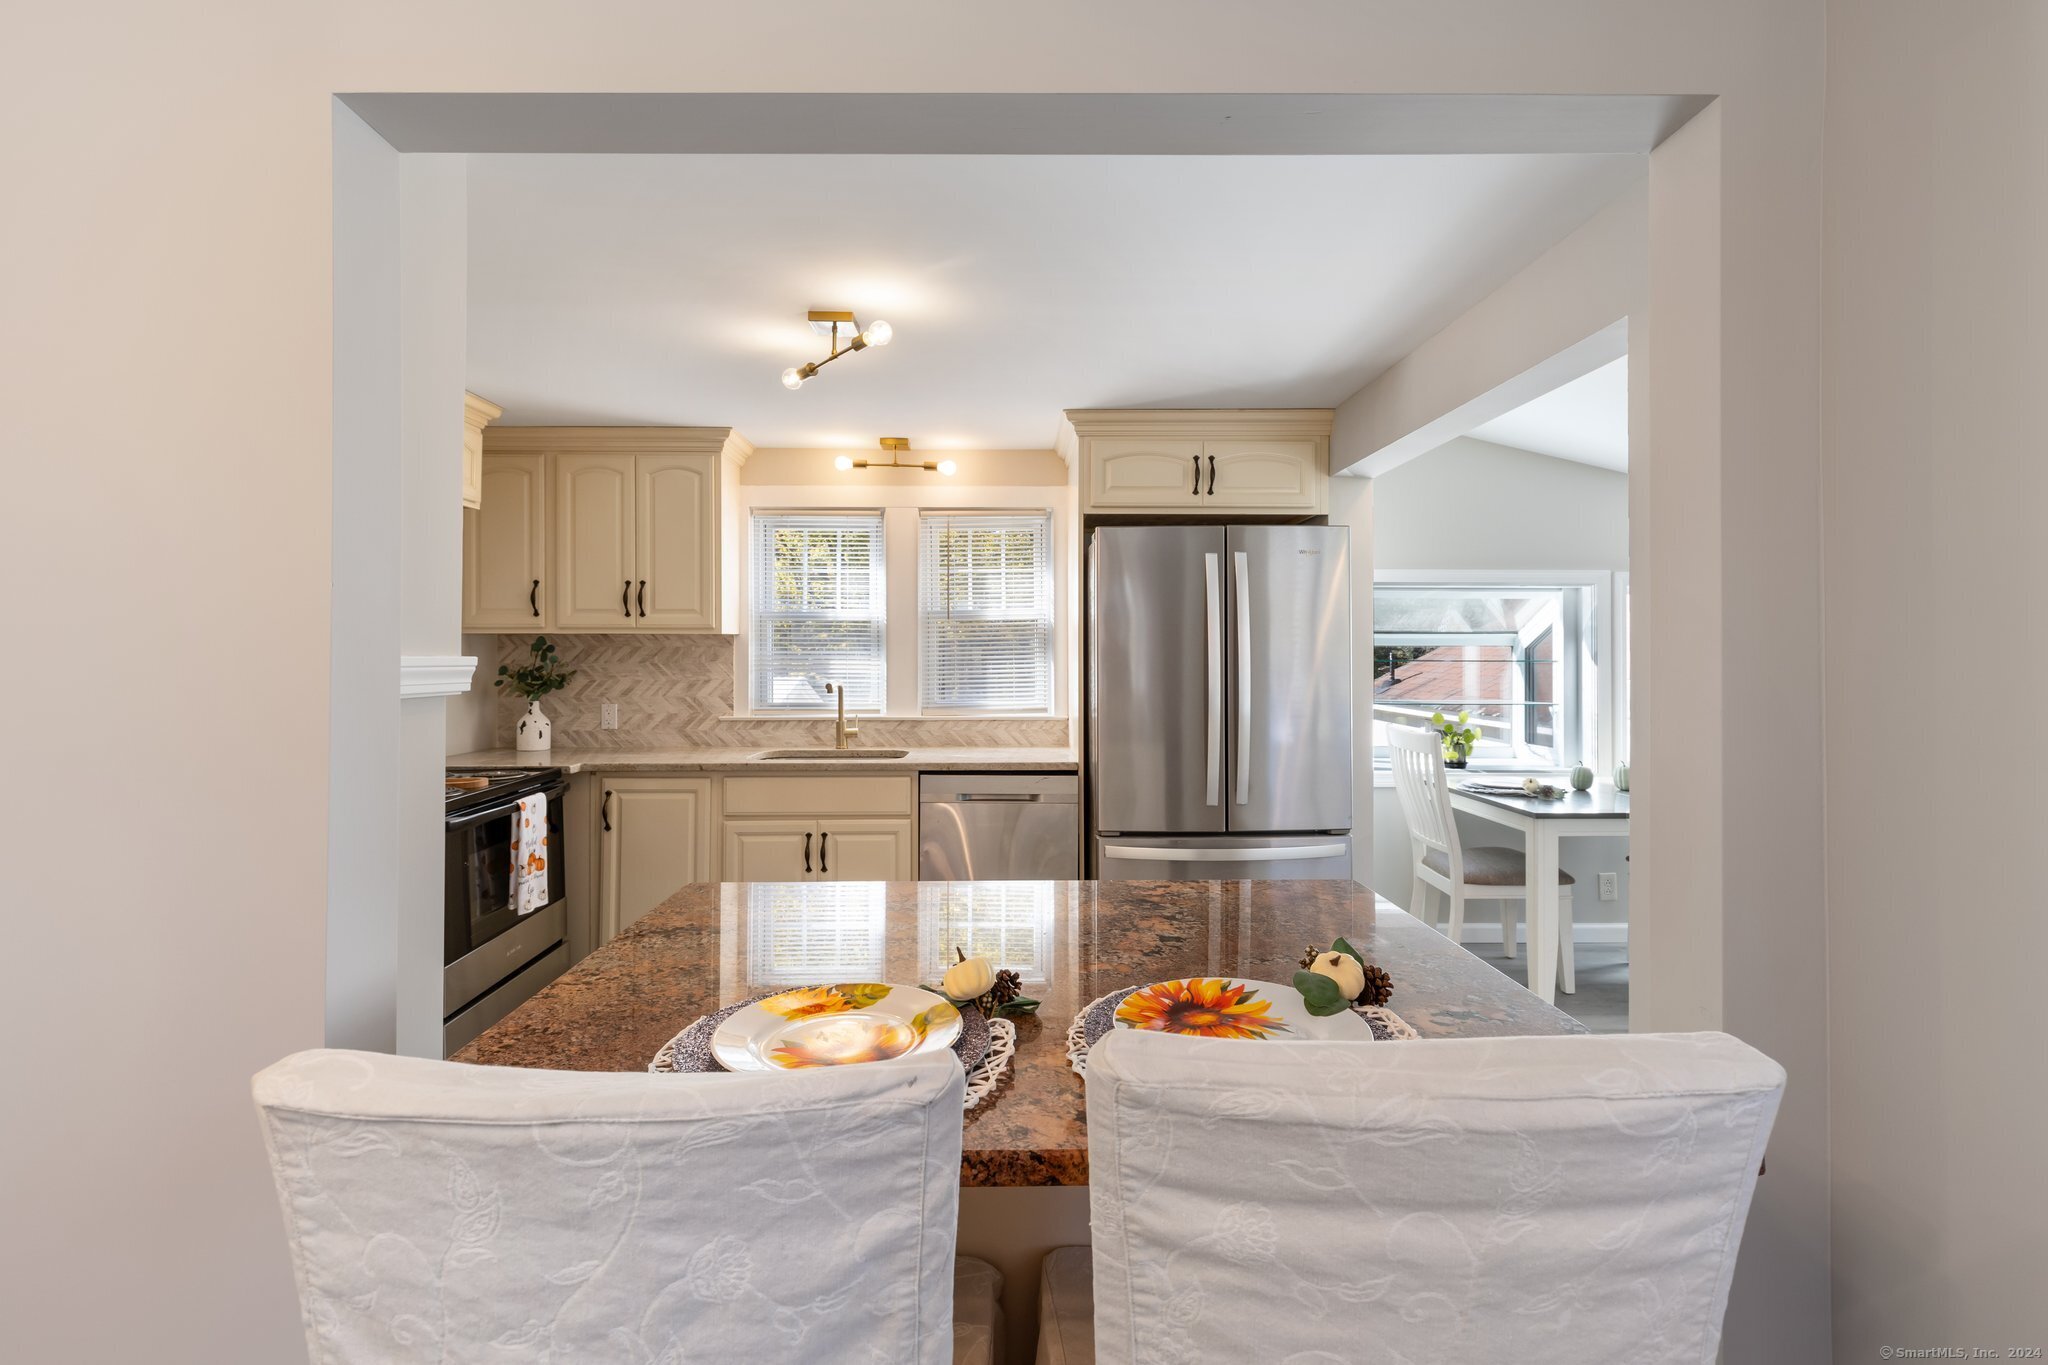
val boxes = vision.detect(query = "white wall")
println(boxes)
[0,8,1834,1360]
[1371,435,1629,570]
[1369,437,1632,924]
[1822,0,2048,1350]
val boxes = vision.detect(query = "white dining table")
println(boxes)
[1445,782,1630,1003]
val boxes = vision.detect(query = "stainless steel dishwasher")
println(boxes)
[918,773,1080,880]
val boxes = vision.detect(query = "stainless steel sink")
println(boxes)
[753,748,910,760]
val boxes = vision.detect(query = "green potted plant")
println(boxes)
[1429,710,1480,769]
[495,636,575,752]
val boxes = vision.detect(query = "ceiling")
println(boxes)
[467,153,1644,450]
[1467,356,1629,471]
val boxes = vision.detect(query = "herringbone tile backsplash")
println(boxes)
[488,635,1071,751]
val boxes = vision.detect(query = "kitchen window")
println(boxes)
[918,511,1054,713]
[1372,580,1596,771]
[750,511,886,710]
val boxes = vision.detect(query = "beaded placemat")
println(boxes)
[649,988,1015,1111]
[1064,983,1418,1077]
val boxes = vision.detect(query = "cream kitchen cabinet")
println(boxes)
[471,427,751,635]
[1068,410,1332,515]
[719,774,918,882]
[596,776,714,944]
[462,452,548,631]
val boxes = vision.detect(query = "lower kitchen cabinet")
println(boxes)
[720,816,916,882]
[813,818,915,881]
[597,776,712,944]
[719,775,918,882]
[721,818,816,882]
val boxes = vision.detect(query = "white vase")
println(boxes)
[515,699,552,751]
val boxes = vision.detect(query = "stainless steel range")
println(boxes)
[444,767,570,1055]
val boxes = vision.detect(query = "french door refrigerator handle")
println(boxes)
[1233,549,1252,805]
[1204,551,1222,806]
[1101,843,1349,863]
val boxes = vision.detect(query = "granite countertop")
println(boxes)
[454,879,1586,1186]
[447,746,1078,774]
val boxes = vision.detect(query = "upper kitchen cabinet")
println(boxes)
[461,452,546,630]
[465,427,752,634]
[460,392,503,511]
[1066,410,1333,515]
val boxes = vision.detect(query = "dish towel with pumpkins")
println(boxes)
[510,793,549,915]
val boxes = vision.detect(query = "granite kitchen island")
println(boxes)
[455,878,1585,1186]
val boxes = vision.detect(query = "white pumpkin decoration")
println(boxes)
[941,950,996,1002]
[1569,763,1595,791]
[1307,950,1364,1002]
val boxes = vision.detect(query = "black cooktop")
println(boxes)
[444,767,563,818]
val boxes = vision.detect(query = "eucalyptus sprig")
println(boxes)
[494,635,576,703]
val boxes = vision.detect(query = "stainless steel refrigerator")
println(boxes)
[1088,524,1353,880]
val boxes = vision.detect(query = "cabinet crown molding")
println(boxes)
[1063,408,1335,440]
[464,391,504,428]
[486,425,754,465]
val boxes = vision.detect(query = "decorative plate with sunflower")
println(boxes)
[710,983,962,1072]
[1112,978,1372,1042]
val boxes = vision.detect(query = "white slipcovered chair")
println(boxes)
[1042,1028,1784,1364]
[1387,722,1578,993]
[254,1049,1002,1365]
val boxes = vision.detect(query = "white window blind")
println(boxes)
[751,512,885,710]
[919,512,1053,712]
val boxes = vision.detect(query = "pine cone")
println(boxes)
[1299,945,1322,970]
[1356,963,1394,1008]
[990,969,1022,1008]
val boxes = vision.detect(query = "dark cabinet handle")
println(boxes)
[601,790,612,832]
[637,580,646,617]
[529,579,540,617]
[1191,453,1201,496]
[802,831,813,874]
[1207,454,1217,495]
[622,580,632,618]
[819,831,829,874]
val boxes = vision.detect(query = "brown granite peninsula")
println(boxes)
[454,879,1586,1186]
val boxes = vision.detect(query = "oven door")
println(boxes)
[445,781,568,967]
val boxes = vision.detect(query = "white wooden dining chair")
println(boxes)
[254,1049,1000,1365]
[1051,1028,1785,1365]
[1386,723,1577,993]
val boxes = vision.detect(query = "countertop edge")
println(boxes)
[448,747,1080,775]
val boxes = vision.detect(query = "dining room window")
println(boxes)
[1372,582,1587,769]
[750,511,886,710]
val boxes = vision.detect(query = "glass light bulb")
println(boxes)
[861,320,893,347]
[833,454,854,472]
[937,459,958,477]
[780,367,805,390]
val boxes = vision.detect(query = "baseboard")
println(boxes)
[1450,922,1629,946]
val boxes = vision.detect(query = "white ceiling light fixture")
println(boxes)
[836,437,954,476]
[779,309,893,390]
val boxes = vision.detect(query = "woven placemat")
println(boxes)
[649,988,1014,1110]
[1064,983,1419,1077]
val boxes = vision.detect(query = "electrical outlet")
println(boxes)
[1598,872,1618,901]
[600,702,619,731]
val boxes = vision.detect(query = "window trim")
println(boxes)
[1371,568,1619,779]
[737,491,1071,720]
[747,508,888,713]
[916,509,1056,716]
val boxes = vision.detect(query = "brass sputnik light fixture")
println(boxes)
[835,437,956,477]
[780,309,893,389]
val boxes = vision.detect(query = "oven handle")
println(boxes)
[446,781,570,831]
